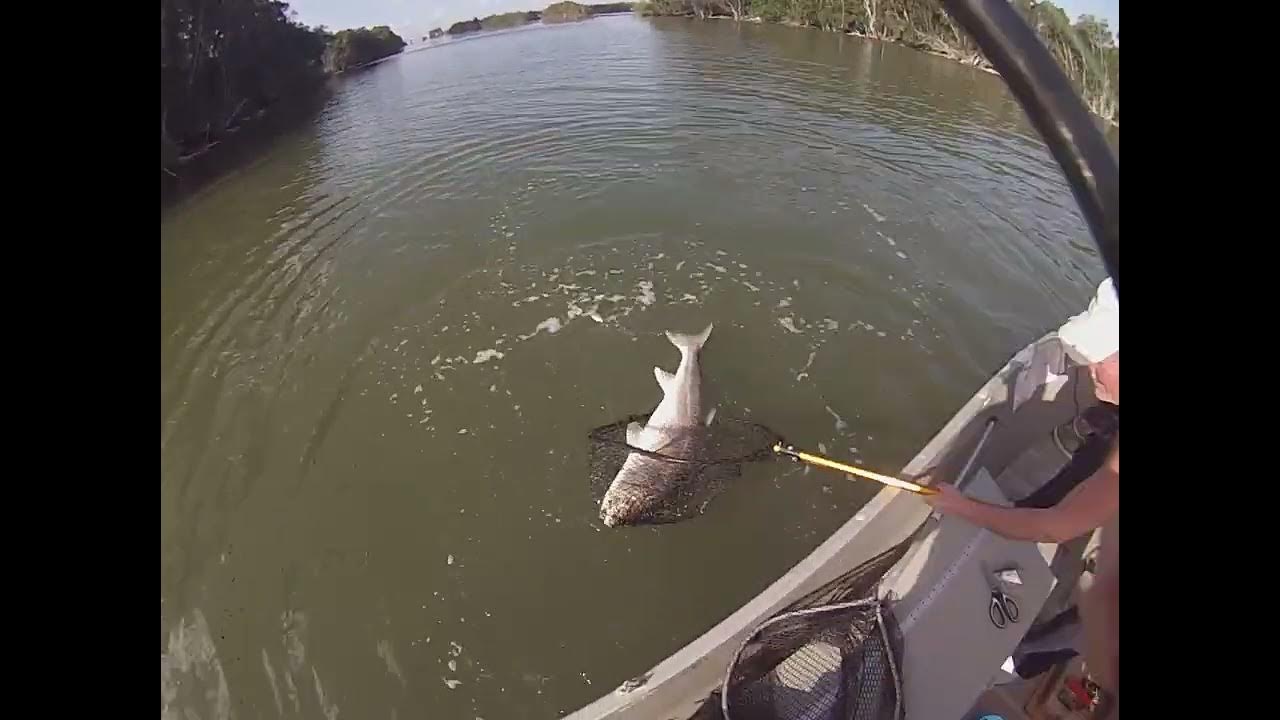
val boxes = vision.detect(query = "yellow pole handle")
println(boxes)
[773,443,938,495]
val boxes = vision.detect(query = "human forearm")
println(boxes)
[922,440,1118,542]
[939,499,1069,542]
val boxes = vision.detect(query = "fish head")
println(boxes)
[599,495,655,527]
[600,507,623,528]
[598,452,680,527]
[599,439,709,527]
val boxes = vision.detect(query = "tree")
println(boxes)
[324,26,406,72]
[632,0,1117,123]
[1072,14,1113,50]
[720,0,749,20]
[161,0,330,154]
[1008,3,1117,122]
[543,2,593,22]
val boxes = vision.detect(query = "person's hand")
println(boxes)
[919,479,970,514]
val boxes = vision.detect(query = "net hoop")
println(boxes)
[720,598,903,720]
[588,413,784,467]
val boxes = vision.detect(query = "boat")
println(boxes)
[566,331,1109,720]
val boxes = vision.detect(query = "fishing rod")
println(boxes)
[773,443,939,496]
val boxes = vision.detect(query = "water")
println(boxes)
[161,16,1107,719]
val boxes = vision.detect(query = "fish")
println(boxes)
[600,323,716,527]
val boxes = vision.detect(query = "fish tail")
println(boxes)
[665,323,713,356]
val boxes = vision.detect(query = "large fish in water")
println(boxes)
[600,323,715,527]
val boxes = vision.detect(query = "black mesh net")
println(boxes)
[588,413,784,525]
[691,539,913,720]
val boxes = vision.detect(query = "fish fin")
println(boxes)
[665,323,714,356]
[654,366,676,393]
[705,407,717,426]
[626,421,645,446]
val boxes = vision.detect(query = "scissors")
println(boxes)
[984,563,1020,629]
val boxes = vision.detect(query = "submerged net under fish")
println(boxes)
[587,413,789,525]
[589,407,936,527]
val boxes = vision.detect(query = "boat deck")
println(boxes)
[968,654,1116,720]
[949,407,1116,720]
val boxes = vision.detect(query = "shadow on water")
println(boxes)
[162,85,334,211]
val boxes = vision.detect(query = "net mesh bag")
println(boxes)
[588,413,783,525]
[691,539,913,720]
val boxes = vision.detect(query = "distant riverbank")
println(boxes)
[635,1,1118,126]
[164,0,1116,208]
[162,3,635,208]
[444,3,633,37]
[163,6,406,206]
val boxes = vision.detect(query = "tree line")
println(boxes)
[444,2,622,34]
[162,0,326,167]
[162,0,637,179]
[163,0,1115,200]
[637,0,1118,124]
[162,0,407,186]
[325,27,407,72]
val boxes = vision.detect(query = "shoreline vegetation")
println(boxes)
[161,1,617,205]
[444,3,636,36]
[635,0,1117,126]
[162,0,411,204]
[162,0,1116,207]
[325,26,407,72]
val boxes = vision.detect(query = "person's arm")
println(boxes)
[1080,528,1119,694]
[922,434,1118,543]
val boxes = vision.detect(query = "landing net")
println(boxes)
[588,413,784,525]
[693,539,913,720]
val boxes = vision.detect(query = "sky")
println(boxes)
[288,0,1118,46]
[289,0,549,40]
[1055,0,1119,35]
